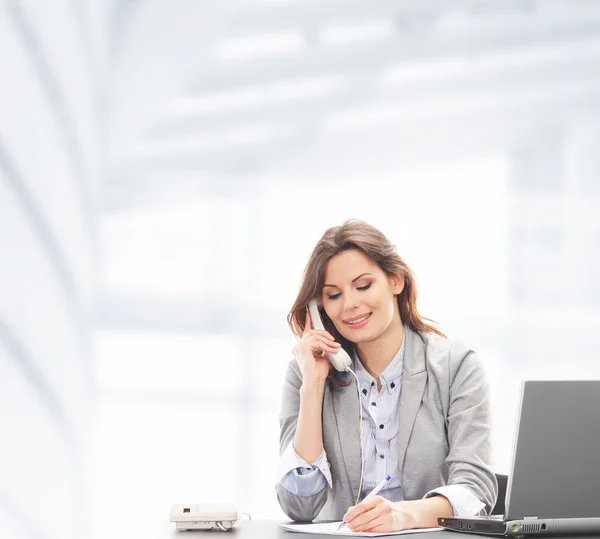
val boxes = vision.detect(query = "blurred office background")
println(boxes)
[2,1,600,538]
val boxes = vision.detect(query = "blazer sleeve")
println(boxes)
[276,359,329,521]
[444,346,498,514]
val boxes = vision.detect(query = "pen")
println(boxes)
[337,475,391,531]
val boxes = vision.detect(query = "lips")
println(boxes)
[343,313,372,326]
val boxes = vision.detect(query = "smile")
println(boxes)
[344,313,372,326]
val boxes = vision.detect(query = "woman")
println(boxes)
[275,219,497,532]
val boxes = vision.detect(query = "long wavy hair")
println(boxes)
[287,219,445,382]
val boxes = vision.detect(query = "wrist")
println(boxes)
[392,501,418,530]
[394,497,452,530]
[300,377,327,392]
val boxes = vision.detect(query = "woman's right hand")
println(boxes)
[292,309,342,386]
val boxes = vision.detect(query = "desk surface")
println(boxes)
[163,519,600,539]
[165,520,451,538]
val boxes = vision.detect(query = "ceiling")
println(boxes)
[103,0,600,210]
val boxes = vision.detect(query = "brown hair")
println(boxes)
[287,219,445,381]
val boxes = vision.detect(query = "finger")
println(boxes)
[353,504,387,532]
[304,328,337,342]
[348,507,382,532]
[345,496,379,522]
[311,346,339,358]
[365,522,393,533]
[342,505,357,524]
[359,496,381,510]
[311,338,342,355]
[305,333,341,351]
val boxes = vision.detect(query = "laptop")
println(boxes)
[438,380,600,537]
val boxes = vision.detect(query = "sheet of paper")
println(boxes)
[279,521,444,537]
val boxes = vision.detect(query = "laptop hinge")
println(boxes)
[523,516,538,520]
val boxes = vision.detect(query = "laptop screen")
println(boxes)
[505,380,600,520]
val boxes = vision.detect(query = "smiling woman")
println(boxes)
[287,220,445,350]
[275,219,497,533]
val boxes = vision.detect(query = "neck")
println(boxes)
[356,319,405,380]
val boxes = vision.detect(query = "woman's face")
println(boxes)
[321,249,403,344]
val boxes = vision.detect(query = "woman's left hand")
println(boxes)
[343,496,415,533]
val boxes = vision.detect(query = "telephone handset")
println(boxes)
[307,299,352,372]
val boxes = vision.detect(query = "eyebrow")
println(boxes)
[323,273,373,288]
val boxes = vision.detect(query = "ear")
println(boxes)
[390,274,404,296]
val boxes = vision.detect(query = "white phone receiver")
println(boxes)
[307,299,352,372]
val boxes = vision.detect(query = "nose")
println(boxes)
[343,291,360,312]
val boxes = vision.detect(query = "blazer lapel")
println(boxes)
[396,327,427,469]
[330,371,362,504]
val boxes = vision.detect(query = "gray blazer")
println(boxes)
[276,326,498,522]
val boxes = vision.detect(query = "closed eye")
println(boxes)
[327,283,371,300]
